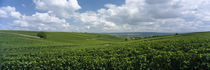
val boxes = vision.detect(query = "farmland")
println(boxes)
[0,30,209,69]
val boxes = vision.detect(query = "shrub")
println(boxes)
[125,38,128,41]
[37,32,47,39]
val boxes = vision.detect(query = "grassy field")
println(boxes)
[0,30,209,69]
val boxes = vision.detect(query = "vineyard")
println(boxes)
[0,31,209,69]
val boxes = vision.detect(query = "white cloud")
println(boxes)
[0,6,76,31]
[72,11,119,32]
[0,6,21,19]
[33,0,81,18]
[181,0,210,22]
[13,12,72,31]
[72,0,210,32]
[1,0,210,32]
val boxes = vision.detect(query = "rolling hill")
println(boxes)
[103,32,175,37]
[0,30,209,69]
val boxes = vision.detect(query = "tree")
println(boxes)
[37,32,47,39]
[125,38,128,41]
[175,33,179,35]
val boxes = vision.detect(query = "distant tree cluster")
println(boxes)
[37,32,47,39]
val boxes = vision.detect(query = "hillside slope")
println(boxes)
[0,31,209,69]
[0,30,124,45]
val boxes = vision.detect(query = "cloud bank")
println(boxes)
[0,6,21,19]
[0,0,210,32]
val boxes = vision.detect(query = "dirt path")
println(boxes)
[0,32,40,39]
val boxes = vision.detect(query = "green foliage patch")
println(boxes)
[37,32,47,39]
[0,31,209,69]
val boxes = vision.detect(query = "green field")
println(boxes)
[0,30,209,69]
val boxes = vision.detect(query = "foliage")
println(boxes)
[125,38,128,41]
[0,31,209,70]
[37,32,47,39]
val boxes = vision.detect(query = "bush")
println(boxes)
[125,38,128,41]
[37,32,47,39]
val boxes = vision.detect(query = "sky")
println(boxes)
[0,0,210,32]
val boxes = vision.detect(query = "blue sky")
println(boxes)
[0,0,125,15]
[78,0,125,12]
[0,0,36,15]
[0,0,210,32]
